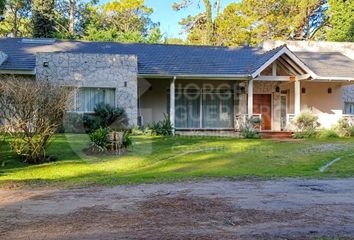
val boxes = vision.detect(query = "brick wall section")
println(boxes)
[36,52,138,126]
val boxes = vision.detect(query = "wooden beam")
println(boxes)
[277,57,301,75]
[281,55,306,75]
[255,76,293,81]
[272,62,277,76]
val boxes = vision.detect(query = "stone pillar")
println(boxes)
[294,80,301,115]
[170,77,176,129]
[248,79,254,116]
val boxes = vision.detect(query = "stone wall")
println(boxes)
[36,52,138,126]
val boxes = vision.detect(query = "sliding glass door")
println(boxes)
[175,89,201,128]
[174,89,234,129]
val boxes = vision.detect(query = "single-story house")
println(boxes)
[0,38,354,132]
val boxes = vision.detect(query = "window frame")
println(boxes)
[68,87,116,113]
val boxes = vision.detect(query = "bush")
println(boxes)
[334,118,354,137]
[57,112,85,133]
[317,128,339,139]
[84,103,129,133]
[239,117,261,139]
[149,114,174,136]
[240,127,261,139]
[89,128,109,151]
[122,131,133,148]
[292,111,320,138]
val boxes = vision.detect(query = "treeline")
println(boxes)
[174,0,354,45]
[0,0,353,45]
[0,0,162,43]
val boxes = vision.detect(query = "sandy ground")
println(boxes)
[1,179,354,240]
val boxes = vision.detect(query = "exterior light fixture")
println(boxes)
[43,62,49,67]
[302,87,306,94]
[328,88,332,94]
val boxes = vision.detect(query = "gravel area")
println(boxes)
[1,179,354,239]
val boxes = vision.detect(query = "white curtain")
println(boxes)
[76,88,115,112]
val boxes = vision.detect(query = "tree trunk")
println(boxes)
[203,0,213,45]
[69,0,75,34]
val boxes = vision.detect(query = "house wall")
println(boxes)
[262,40,354,112]
[36,52,138,126]
[300,82,343,128]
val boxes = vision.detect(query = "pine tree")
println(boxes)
[32,0,55,38]
[327,0,354,42]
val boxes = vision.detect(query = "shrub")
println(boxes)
[317,128,339,139]
[122,131,133,148]
[57,112,85,133]
[240,127,261,139]
[149,114,174,136]
[0,77,74,164]
[84,103,129,133]
[89,128,109,151]
[292,111,320,138]
[239,117,261,139]
[334,118,354,137]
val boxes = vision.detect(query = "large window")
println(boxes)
[174,89,234,129]
[73,88,115,112]
[344,102,354,115]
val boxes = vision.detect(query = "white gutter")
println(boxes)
[138,74,252,80]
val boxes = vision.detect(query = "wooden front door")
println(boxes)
[253,94,272,130]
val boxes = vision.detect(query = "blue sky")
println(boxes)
[146,0,237,38]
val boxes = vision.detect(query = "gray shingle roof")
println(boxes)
[0,38,354,79]
[294,52,354,78]
[0,38,281,76]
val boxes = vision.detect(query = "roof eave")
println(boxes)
[0,68,36,75]
[138,74,252,80]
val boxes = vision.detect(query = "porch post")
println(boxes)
[248,79,254,116]
[294,79,301,115]
[170,76,176,130]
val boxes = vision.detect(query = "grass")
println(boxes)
[1,134,354,188]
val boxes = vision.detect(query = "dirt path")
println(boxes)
[1,179,354,240]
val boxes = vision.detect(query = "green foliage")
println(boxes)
[83,0,162,43]
[83,103,128,133]
[292,111,320,138]
[0,0,32,38]
[89,127,109,151]
[122,130,133,148]
[57,112,85,133]
[32,0,55,38]
[317,128,339,139]
[334,118,354,137]
[239,127,261,139]
[149,114,174,136]
[327,0,354,42]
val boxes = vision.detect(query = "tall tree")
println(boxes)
[32,0,56,38]
[54,0,98,38]
[83,0,162,43]
[173,0,221,45]
[326,0,354,42]
[212,0,327,46]
[0,0,31,37]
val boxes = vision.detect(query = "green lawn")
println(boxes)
[1,134,354,188]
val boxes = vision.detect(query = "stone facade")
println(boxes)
[36,52,138,126]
